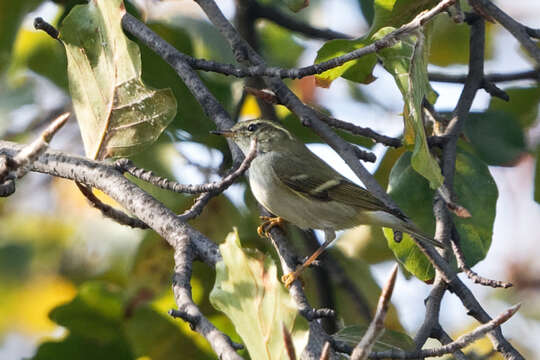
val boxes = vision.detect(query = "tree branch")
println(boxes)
[76,182,149,229]
[369,304,520,359]
[451,226,512,288]
[177,138,258,221]
[123,1,455,81]
[429,69,540,83]
[249,0,351,40]
[351,265,398,360]
[189,6,521,358]
[121,13,244,165]
[0,112,70,197]
[122,13,334,359]
[469,0,540,65]
[0,140,253,357]
[171,234,244,360]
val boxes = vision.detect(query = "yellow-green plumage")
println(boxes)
[219,119,443,249]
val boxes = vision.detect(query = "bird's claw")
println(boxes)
[281,266,304,288]
[257,216,285,238]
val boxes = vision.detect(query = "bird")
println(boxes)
[212,118,444,287]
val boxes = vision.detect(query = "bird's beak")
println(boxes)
[210,130,235,138]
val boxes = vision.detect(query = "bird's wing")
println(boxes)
[271,150,395,214]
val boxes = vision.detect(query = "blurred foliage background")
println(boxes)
[1,0,539,359]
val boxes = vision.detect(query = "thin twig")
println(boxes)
[437,186,472,218]
[250,0,351,40]
[177,138,258,221]
[481,79,510,101]
[434,326,468,360]
[34,17,59,39]
[414,278,448,347]
[0,112,70,198]
[429,69,540,83]
[351,265,398,360]
[116,138,257,196]
[369,304,521,359]
[75,182,149,229]
[125,1,455,81]
[451,226,512,288]
[316,111,402,148]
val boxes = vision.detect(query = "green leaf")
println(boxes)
[370,0,438,32]
[489,86,540,129]
[464,111,526,166]
[313,0,440,88]
[210,230,309,360]
[333,325,415,352]
[376,27,442,188]
[384,147,497,281]
[59,0,177,159]
[282,0,309,12]
[259,21,304,68]
[314,37,377,87]
[49,282,124,339]
[33,282,133,360]
[125,305,214,360]
[33,333,133,360]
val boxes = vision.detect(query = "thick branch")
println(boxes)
[172,234,243,360]
[469,0,540,65]
[0,141,252,357]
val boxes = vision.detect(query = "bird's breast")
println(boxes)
[248,155,358,230]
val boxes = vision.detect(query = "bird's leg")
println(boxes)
[282,229,336,288]
[257,216,285,238]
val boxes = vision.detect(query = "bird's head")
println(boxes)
[212,119,294,154]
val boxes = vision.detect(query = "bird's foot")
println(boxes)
[281,266,305,288]
[257,216,285,238]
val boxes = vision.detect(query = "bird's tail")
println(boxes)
[398,222,446,249]
[364,210,446,249]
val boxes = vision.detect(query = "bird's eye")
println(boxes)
[247,124,258,132]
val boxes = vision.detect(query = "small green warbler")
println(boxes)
[213,119,443,286]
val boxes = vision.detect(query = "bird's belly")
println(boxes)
[249,165,357,230]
